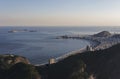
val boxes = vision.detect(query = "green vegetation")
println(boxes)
[0,63,41,79]
[37,43,120,79]
[0,55,40,79]
[7,63,41,79]
[36,52,89,79]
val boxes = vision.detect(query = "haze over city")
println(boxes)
[0,0,120,26]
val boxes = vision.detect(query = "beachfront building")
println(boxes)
[49,58,56,64]
[86,45,93,51]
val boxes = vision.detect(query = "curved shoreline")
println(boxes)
[35,38,99,66]
[48,32,120,64]
[55,38,100,62]
[35,31,120,66]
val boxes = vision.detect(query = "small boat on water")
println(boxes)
[8,30,18,33]
[29,30,37,32]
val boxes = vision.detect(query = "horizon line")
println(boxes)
[0,25,120,27]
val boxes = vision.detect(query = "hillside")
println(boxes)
[79,43,120,79]
[0,44,120,79]
[37,43,120,79]
[0,55,41,79]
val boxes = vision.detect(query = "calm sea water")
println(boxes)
[0,26,120,64]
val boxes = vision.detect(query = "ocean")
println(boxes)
[0,26,120,64]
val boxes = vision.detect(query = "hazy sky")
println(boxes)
[0,0,120,26]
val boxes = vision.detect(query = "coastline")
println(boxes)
[35,31,120,66]
[51,31,120,64]
[55,39,99,62]
[35,36,100,66]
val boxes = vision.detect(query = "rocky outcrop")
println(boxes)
[0,54,41,79]
[93,31,111,37]
[0,54,30,69]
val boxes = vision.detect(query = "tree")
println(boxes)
[6,62,41,79]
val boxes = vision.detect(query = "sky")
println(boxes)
[0,0,120,26]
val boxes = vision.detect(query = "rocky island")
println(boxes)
[8,29,37,33]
